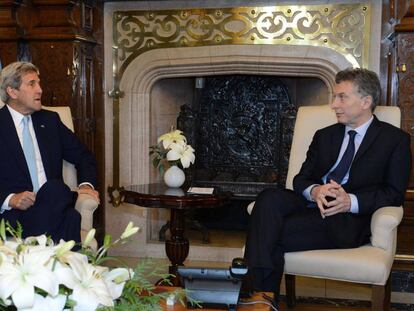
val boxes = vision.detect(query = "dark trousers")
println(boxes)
[1,179,81,243]
[245,188,338,301]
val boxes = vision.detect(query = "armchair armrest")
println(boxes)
[248,202,403,253]
[75,193,99,232]
[370,206,403,252]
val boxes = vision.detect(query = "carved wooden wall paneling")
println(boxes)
[90,2,104,233]
[381,0,414,261]
[0,0,21,66]
[30,41,77,106]
[0,0,22,39]
[0,42,17,66]
[30,40,97,150]
[395,32,414,261]
[399,192,414,258]
[394,34,414,259]
[396,34,414,188]
[23,0,95,40]
[380,0,412,108]
[76,43,96,153]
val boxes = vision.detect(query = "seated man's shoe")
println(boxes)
[272,297,280,311]
[261,292,280,311]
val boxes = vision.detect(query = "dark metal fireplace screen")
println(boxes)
[178,75,297,197]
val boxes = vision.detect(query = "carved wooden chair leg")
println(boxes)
[189,219,210,244]
[285,274,296,308]
[371,277,391,311]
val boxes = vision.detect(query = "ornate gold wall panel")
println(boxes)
[112,3,370,83]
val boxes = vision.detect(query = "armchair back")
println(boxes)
[42,106,78,190]
[42,106,98,248]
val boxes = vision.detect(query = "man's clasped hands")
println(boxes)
[310,180,352,218]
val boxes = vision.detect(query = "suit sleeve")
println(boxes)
[57,117,98,188]
[293,130,326,196]
[353,132,411,215]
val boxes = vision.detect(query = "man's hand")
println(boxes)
[311,183,339,218]
[77,185,100,203]
[311,181,351,218]
[9,191,36,210]
[322,180,351,216]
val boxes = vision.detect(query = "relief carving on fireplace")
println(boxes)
[178,75,296,196]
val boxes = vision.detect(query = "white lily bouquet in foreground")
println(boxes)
[0,220,183,311]
[149,128,195,175]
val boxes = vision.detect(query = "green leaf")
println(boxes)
[16,222,23,238]
[152,157,160,168]
[103,234,112,248]
[0,219,5,241]
[159,164,165,176]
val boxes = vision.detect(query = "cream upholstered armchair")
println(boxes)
[43,106,99,249]
[247,105,403,311]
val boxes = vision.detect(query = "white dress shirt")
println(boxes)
[1,106,46,212]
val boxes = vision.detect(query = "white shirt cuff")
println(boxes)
[349,193,359,213]
[303,184,319,202]
[1,194,14,214]
[78,182,94,190]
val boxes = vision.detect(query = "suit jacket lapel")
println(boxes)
[353,115,381,163]
[330,124,346,166]
[0,106,31,179]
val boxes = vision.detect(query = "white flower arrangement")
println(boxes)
[149,129,195,175]
[0,220,185,311]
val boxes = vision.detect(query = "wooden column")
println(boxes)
[0,0,22,64]
[381,0,414,261]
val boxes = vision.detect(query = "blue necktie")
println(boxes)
[327,130,357,184]
[22,116,39,191]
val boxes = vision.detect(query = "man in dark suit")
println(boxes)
[245,68,411,305]
[0,61,99,242]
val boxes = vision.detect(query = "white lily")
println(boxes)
[104,267,132,299]
[167,142,196,168]
[0,248,59,309]
[24,235,49,247]
[2,239,20,252]
[82,229,96,248]
[18,293,66,311]
[55,254,113,311]
[120,222,139,239]
[158,129,186,149]
[54,240,75,259]
[0,244,17,260]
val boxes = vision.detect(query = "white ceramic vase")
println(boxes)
[163,187,185,196]
[163,166,185,188]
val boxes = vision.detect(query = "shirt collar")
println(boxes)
[345,116,373,138]
[6,105,31,128]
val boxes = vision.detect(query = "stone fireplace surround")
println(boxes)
[103,1,382,263]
